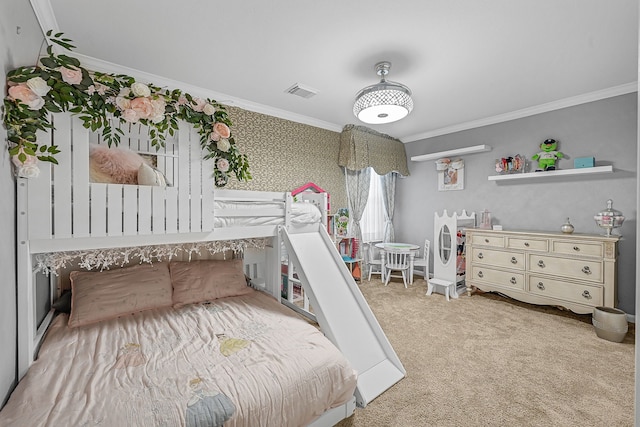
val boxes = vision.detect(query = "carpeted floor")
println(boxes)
[335,278,635,427]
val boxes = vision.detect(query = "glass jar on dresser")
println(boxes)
[464,228,620,314]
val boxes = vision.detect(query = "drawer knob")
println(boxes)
[537,260,545,268]
[524,242,530,247]
[510,257,518,264]
[510,277,517,284]
[582,290,592,299]
[573,246,580,251]
[477,252,484,259]
[484,238,489,243]
[582,266,592,275]
[537,282,545,290]
[478,271,484,278]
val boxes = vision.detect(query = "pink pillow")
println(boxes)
[170,259,253,308]
[89,143,148,184]
[68,263,173,328]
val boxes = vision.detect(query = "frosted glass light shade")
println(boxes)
[353,64,414,125]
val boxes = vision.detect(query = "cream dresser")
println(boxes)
[465,229,619,314]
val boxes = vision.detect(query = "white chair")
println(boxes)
[365,241,384,281]
[412,239,430,280]
[384,249,411,288]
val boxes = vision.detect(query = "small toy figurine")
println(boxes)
[532,138,564,171]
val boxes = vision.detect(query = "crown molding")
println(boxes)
[402,82,638,143]
[30,0,59,40]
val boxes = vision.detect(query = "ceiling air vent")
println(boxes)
[285,83,318,99]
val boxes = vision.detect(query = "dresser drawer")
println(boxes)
[528,254,603,283]
[529,275,603,306]
[552,241,603,258]
[470,234,504,248]
[507,237,548,252]
[470,248,525,270]
[471,266,524,289]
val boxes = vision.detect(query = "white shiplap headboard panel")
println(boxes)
[27,113,215,244]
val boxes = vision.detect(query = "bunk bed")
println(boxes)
[2,114,359,426]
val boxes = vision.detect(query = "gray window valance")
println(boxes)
[338,124,410,176]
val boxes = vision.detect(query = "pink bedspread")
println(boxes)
[0,290,356,427]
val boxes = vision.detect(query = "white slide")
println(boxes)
[281,224,405,408]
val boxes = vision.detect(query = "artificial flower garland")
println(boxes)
[3,31,251,187]
[33,238,268,275]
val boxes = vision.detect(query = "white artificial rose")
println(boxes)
[26,77,50,97]
[191,97,206,112]
[115,96,131,110]
[150,112,164,123]
[17,164,40,178]
[131,82,151,97]
[27,96,45,110]
[203,103,216,116]
[217,139,231,152]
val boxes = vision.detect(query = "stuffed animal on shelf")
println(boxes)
[532,138,564,171]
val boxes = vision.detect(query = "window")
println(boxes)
[360,170,385,242]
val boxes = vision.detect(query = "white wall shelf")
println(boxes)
[411,144,492,162]
[488,165,613,181]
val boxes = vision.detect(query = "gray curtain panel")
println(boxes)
[345,167,371,272]
[381,172,397,243]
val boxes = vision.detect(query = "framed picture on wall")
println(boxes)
[436,159,464,191]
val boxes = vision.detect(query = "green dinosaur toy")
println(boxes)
[532,138,564,171]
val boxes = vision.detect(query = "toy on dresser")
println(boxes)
[532,138,564,171]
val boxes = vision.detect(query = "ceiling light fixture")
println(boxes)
[353,61,413,124]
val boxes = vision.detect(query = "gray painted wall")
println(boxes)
[396,93,637,315]
[0,2,43,404]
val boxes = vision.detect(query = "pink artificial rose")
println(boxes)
[213,122,231,139]
[87,83,108,96]
[191,97,206,112]
[122,108,140,123]
[130,97,154,119]
[8,84,44,110]
[209,131,220,142]
[177,96,188,106]
[216,158,230,172]
[59,67,83,85]
[149,97,166,123]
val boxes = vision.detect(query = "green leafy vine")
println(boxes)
[3,31,251,186]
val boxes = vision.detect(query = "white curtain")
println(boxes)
[381,172,397,243]
[360,171,385,243]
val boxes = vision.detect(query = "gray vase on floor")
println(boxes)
[592,306,628,343]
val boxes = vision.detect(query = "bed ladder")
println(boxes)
[280,224,405,408]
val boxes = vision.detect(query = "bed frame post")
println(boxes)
[267,234,282,302]
[16,178,35,379]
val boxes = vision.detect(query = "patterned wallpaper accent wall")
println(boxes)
[224,106,347,213]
